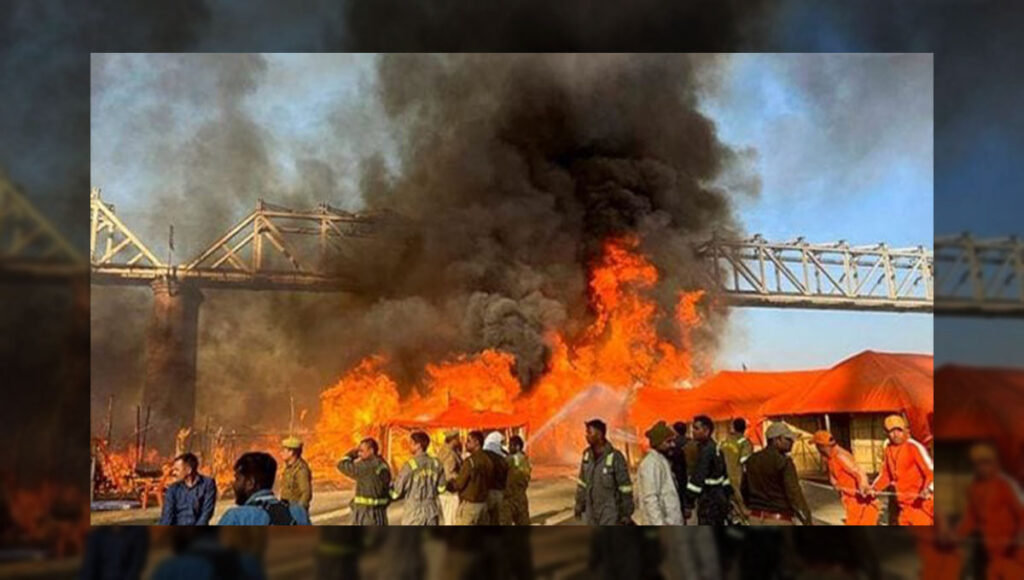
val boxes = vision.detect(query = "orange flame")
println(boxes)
[309,235,707,467]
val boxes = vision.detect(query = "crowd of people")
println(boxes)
[152,411,935,529]
[156,428,532,527]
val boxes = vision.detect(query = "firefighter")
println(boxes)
[390,430,445,525]
[741,421,813,526]
[574,418,635,525]
[451,430,494,525]
[437,429,463,525]
[501,435,532,526]
[957,442,1024,579]
[720,417,754,520]
[812,430,878,525]
[278,436,312,513]
[337,437,391,525]
[869,414,933,526]
[483,431,510,525]
[684,415,731,525]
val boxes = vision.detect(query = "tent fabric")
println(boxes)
[934,365,1024,461]
[629,370,821,444]
[759,350,934,439]
[389,400,528,430]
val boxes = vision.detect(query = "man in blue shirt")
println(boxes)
[158,452,218,525]
[218,451,311,525]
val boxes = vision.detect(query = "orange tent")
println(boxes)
[630,370,820,444]
[759,350,934,439]
[390,399,529,431]
[935,365,1024,464]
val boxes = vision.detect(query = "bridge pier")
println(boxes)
[141,277,202,457]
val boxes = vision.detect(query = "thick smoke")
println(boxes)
[340,54,750,386]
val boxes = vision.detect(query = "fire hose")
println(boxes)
[801,479,928,501]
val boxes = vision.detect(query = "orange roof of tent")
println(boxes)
[629,370,820,441]
[390,400,528,431]
[934,365,1024,451]
[760,350,934,438]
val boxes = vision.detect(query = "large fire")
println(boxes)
[309,236,706,472]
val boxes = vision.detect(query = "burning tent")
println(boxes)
[759,350,934,474]
[385,400,528,468]
[629,369,820,446]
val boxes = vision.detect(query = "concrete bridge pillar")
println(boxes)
[141,276,202,457]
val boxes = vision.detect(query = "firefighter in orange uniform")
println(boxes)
[869,414,934,525]
[957,442,1024,580]
[812,430,879,525]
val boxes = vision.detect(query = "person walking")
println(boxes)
[741,422,812,526]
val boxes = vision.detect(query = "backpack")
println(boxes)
[260,499,297,525]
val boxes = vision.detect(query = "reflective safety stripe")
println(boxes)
[437,484,448,494]
[605,453,615,467]
[687,482,703,493]
[618,485,633,493]
[408,458,419,470]
[389,490,400,500]
[704,477,728,485]
[375,464,389,475]
[739,455,751,464]
[574,477,587,488]
[353,496,389,506]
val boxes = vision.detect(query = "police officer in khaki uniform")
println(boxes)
[501,435,531,525]
[741,421,813,525]
[451,430,494,525]
[337,437,391,525]
[575,419,635,525]
[390,430,446,525]
[436,429,463,526]
[278,436,312,513]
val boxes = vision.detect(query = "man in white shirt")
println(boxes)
[638,420,684,525]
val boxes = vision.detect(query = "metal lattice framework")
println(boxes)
[934,234,1024,316]
[697,234,934,312]
[0,178,86,281]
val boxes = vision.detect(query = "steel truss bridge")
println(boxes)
[1,183,1022,316]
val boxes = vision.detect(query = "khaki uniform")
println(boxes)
[337,455,391,525]
[452,449,493,525]
[575,444,635,525]
[484,450,509,525]
[501,451,531,525]
[279,457,313,511]
[437,444,463,526]
[390,451,445,525]
[720,434,753,512]
[741,446,812,525]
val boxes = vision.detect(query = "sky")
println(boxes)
[91,53,935,372]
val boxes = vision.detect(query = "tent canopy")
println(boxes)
[759,350,934,438]
[629,370,821,440]
[389,399,528,431]
[935,365,1024,447]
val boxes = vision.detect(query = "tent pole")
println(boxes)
[824,413,831,432]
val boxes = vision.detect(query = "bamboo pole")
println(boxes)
[104,394,114,443]
[135,405,141,466]
[140,406,151,463]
